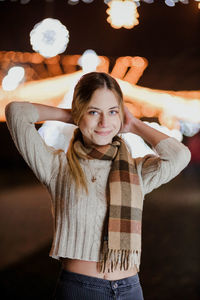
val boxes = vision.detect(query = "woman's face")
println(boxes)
[79,88,122,146]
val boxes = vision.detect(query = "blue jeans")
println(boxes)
[53,269,144,300]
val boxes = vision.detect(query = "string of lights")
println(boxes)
[1,1,199,32]
[105,0,193,7]
[0,0,200,6]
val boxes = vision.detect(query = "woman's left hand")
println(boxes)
[120,105,137,134]
[120,105,170,147]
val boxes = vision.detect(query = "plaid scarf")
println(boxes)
[73,129,142,273]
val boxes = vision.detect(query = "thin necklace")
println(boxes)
[88,163,100,183]
[91,175,96,183]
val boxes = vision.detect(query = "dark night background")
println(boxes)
[0,0,200,299]
[0,0,200,90]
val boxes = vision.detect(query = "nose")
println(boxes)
[98,113,108,128]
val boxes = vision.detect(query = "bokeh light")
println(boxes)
[30,18,69,58]
[2,66,25,91]
[106,0,139,29]
[179,121,200,137]
[78,49,100,73]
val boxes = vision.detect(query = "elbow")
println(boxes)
[5,101,18,120]
[176,145,191,171]
[183,146,191,167]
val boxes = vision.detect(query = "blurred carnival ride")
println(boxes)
[0,51,200,140]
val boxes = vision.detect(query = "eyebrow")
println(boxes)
[87,106,119,111]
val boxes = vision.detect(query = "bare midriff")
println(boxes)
[61,258,138,280]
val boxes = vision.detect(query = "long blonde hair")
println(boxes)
[67,72,124,193]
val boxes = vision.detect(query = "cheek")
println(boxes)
[79,117,94,134]
[114,117,122,130]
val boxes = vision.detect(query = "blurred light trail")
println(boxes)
[1,69,200,128]
[118,78,200,124]
[0,70,83,121]
[1,54,200,137]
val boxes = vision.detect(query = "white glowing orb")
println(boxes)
[68,0,94,3]
[179,121,200,137]
[68,0,79,4]
[143,0,154,3]
[8,66,25,81]
[30,18,69,58]
[2,66,25,91]
[165,0,175,6]
[106,0,139,29]
[78,49,100,73]
[2,76,20,91]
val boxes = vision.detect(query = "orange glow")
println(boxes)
[106,0,139,29]
[1,70,200,126]
[0,70,83,121]
[117,78,200,124]
[45,56,63,76]
[31,53,44,64]
[111,56,148,84]
[96,56,110,73]
[21,52,31,63]
[159,112,180,131]
[0,52,200,131]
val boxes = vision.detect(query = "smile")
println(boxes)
[94,130,112,136]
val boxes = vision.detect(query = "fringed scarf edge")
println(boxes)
[99,241,141,273]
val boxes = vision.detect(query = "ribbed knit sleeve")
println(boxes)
[5,101,61,186]
[135,137,191,195]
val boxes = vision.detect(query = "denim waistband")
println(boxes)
[60,269,140,289]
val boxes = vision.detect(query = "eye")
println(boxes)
[109,110,119,115]
[88,110,99,116]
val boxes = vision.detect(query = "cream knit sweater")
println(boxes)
[5,101,191,269]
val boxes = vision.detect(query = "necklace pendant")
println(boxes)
[91,176,96,182]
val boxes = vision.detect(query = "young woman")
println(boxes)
[5,72,191,299]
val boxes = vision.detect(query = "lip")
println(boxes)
[94,130,112,136]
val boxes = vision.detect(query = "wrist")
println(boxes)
[62,108,74,124]
[129,117,141,135]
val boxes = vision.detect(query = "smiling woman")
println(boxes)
[5,72,191,300]
[79,88,121,146]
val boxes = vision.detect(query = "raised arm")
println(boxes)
[31,103,74,124]
[121,106,191,195]
[5,101,73,186]
[121,105,170,147]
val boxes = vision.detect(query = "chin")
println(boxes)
[94,137,113,146]
[83,132,118,146]
[96,142,110,146]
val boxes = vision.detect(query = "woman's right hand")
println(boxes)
[63,108,75,125]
